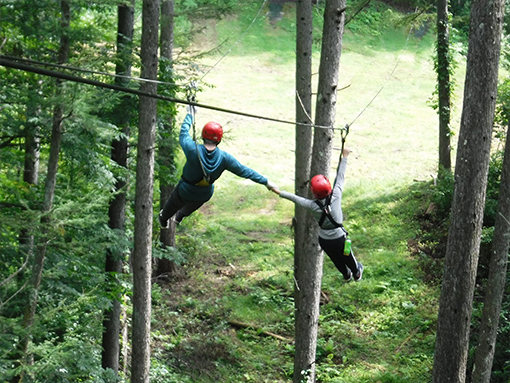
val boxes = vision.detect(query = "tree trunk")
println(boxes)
[131,0,159,382]
[18,92,41,291]
[102,0,135,375]
[23,100,40,186]
[294,1,346,382]
[13,83,41,372]
[18,1,70,381]
[437,0,452,173]
[157,0,177,276]
[432,0,505,381]
[292,1,317,382]
[471,123,510,383]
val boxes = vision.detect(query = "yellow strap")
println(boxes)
[195,178,211,187]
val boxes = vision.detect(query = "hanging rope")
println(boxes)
[346,21,415,129]
[198,0,268,83]
[340,123,349,154]
[186,81,198,140]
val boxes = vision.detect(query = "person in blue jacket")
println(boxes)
[271,147,363,282]
[159,108,278,227]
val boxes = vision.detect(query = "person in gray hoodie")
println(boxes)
[271,147,363,282]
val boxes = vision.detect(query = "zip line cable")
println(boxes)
[0,55,339,130]
[0,1,270,90]
[1,3,419,136]
[0,0,270,90]
[0,54,183,88]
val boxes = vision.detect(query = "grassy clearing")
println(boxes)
[150,4,466,382]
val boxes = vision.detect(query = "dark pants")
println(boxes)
[161,185,208,224]
[319,236,360,280]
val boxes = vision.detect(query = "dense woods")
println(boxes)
[1,0,510,382]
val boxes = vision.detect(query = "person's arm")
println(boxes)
[179,113,196,153]
[278,190,318,211]
[332,147,351,193]
[224,152,269,185]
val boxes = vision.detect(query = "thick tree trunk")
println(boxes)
[293,1,346,382]
[312,0,345,177]
[131,0,159,382]
[471,123,510,383]
[102,0,135,374]
[437,0,452,173]
[18,1,70,381]
[432,0,505,381]
[292,1,316,382]
[157,0,177,276]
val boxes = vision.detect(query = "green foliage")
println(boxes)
[494,77,510,132]
[428,11,460,135]
[431,167,455,219]
[346,1,402,37]
[0,1,137,381]
[484,151,504,227]
[0,0,483,382]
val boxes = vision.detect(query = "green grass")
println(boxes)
[150,3,465,382]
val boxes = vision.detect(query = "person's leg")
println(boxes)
[319,237,350,280]
[174,200,207,223]
[342,238,363,281]
[319,236,361,281]
[160,186,186,226]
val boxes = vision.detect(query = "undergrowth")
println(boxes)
[149,2,442,382]
[149,176,439,383]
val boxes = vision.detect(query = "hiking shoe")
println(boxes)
[344,270,353,282]
[354,262,364,282]
[159,210,169,228]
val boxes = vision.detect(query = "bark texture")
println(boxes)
[471,123,510,383]
[102,0,135,374]
[432,0,505,381]
[157,0,178,276]
[293,0,316,381]
[131,0,160,382]
[293,1,346,382]
[18,2,70,381]
[437,0,452,172]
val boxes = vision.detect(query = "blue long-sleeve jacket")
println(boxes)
[177,113,268,201]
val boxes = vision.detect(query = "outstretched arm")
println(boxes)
[179,113,195,153]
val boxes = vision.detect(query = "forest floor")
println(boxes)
[150,4,466,382]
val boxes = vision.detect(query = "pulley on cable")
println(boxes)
[186,80,199,141]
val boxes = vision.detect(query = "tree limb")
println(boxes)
[228,319,293,342]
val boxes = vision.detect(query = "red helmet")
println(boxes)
[310,174,332,199]
[202,121,223,143]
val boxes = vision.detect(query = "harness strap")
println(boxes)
[315,196,344,230]
[181,175,212,187]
